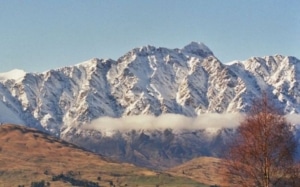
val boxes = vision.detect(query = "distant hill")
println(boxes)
[0,124,207,187]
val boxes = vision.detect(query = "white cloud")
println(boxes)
[84,113,244,131]
[285,114,300,125]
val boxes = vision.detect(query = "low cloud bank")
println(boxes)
[83,113,300,132]
[84,113,245,131]
[285,114,300,126]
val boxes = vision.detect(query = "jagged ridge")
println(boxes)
[0,42,299,169]
[0,42,299,131]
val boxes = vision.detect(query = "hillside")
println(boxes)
[168,157,238,187]
[0,124,207,187]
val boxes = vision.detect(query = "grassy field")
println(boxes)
[0,124,209,187]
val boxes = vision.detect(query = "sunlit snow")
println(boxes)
[0,69,26,81]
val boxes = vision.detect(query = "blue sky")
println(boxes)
[0,0,299,73]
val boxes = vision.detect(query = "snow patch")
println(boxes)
[226,60,240,65]
[0,69,26,81]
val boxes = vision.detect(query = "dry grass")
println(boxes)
[0,124,207,187]
[167,157,240,187]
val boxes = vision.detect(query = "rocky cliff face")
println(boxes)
[0,42,299,169]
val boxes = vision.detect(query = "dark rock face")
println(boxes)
[64,128,231,169]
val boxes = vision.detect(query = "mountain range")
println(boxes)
[0,42,299,169]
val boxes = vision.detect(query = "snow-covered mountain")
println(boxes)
[0,42,299,168]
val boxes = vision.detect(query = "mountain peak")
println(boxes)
[0,69,26,81]
[182,42,214,57]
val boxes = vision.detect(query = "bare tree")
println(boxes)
[225,94,298,187]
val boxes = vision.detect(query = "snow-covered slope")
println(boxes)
[0,42,299,168]
[0,69,26,81]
